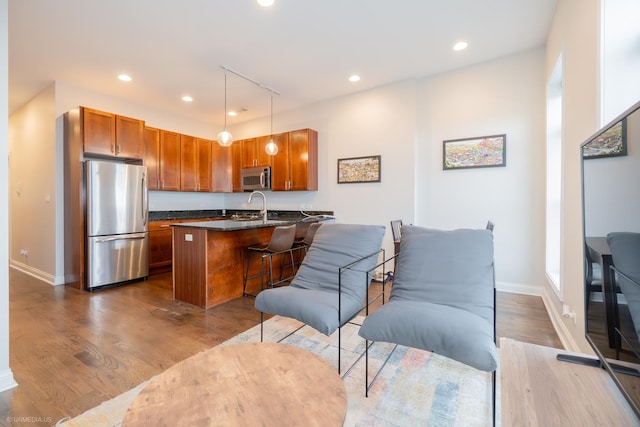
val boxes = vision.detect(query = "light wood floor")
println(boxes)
[0,269,562,425]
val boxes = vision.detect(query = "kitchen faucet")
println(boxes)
[247,191,268,222]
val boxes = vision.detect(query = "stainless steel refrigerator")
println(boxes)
[85,160,149,289]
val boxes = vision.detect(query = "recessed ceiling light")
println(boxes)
[182,95,193,102]
[118,74,132,82]
[257,0,274,7]
[228,111,237,117]
[453,41,468,51]
[349,75,361,83]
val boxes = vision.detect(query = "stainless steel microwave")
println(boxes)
[241,166,271,191]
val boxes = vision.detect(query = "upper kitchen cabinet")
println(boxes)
[82,107,144,159]
[231,141,243,192]
[271,129,318,191]
[211,141,233,193]
[159,130,181,191]
[269,132,291,191]
[143,127,181,191]
[241,137,272,168]
[143,127,160,190]
[180,135,212,192]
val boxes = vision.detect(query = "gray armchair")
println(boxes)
[255,223,385,372]
[358,225,498,421]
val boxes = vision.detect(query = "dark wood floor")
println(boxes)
[0,269,561,426]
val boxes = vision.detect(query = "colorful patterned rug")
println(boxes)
[60,316,494,426]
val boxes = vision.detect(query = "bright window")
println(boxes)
[546,54,563,291]
[601,0,640,123]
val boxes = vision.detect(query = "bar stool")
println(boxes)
[285,221,324,272]
[296,221,323,255]
[243,224,296,297]
[390,219,403,255]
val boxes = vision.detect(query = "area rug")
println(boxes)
[60,316,495,426]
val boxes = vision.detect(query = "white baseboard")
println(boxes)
[9,261,64,286]
[496,280,542,296]
[541,286,581,352]
[0,368,18,392]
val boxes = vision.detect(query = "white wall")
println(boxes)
[9,84,60,284]
[1,0,18,392]
[416,48,547,294]
[546,0,601,352]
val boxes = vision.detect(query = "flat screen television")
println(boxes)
[578,99,640,418]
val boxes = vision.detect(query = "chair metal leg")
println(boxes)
[242,249,252,296]
[260,311,264,342]
[266,254,273,288]
[492,369,496,427]
[365,339,369,397]
[364,341,398,397]
[338,325,342,375]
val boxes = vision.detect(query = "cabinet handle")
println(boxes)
[117,144,121,155]
[160,224,171,228]
[111,144,115,154]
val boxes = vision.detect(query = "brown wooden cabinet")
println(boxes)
[180,135,212,192]
[144,127,161,190]
[289,129,318,191]
[241,137,272,168]
[211,140,233,193]
[82,107,144,159]
[148,220,174,271]
[159,130,181,191]
[196,138,213,192]
[149,217,226,274]
[270,132,291,191]
[144,127,181,191]
[231,141,243,192]
[271,129,318,191]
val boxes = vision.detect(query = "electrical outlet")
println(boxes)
[19,249,28,256]
[562,304,576,324]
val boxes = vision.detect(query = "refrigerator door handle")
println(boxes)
[95,233,147,243]
[142,172,148,226]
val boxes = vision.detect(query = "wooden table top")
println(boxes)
[122,342,347,427]
[499,338,639,426]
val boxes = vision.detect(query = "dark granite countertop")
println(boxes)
[171,217,333,231]
[149,209,333,222]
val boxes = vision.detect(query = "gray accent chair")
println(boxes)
[607,232,640,350]
[358,225,498,422]
[255,223,386,372]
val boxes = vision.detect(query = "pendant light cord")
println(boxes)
[223,71,228,130]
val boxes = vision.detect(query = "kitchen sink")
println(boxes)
[229,214,262,221]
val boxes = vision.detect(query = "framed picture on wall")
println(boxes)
[337,155,381,183]
[443,134,507,170]
[583,118,627,159]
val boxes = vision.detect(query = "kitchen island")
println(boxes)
[171,217,330,308]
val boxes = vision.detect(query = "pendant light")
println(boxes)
[265,95,278,155]
[217,71,233,147]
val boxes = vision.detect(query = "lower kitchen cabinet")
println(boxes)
[148,217,225,274]
[148,221,173,272]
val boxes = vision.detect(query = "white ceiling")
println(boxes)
[9,0,557,125]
